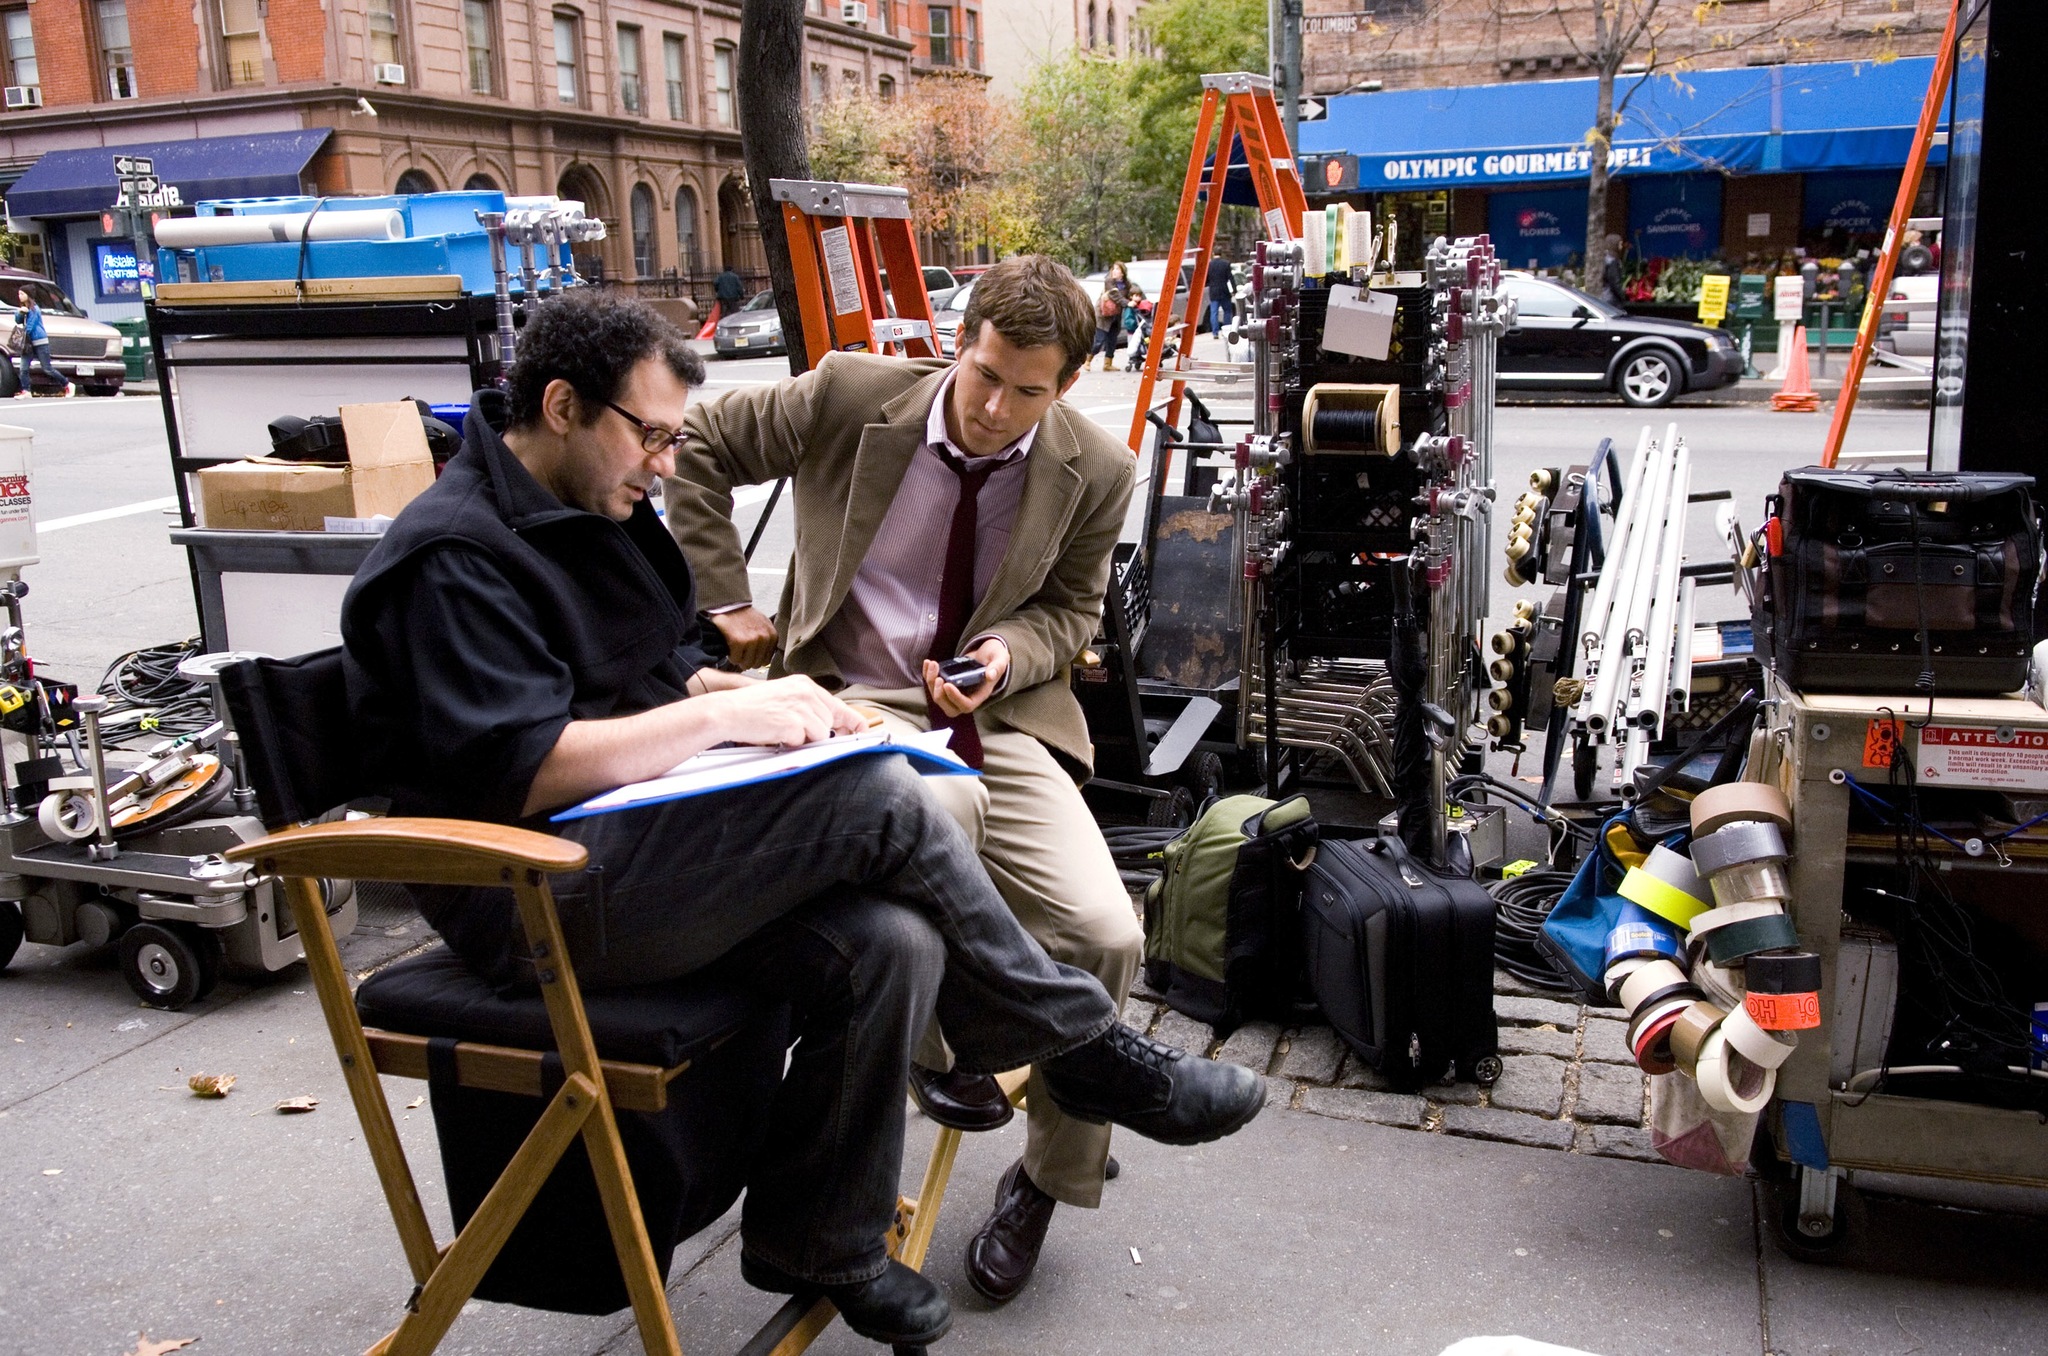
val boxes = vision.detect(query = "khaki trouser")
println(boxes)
[843,685,1142,1208]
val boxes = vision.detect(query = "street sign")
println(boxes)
[113,155,155,176]
[1299,97,1327,122]
[1302,12,1373,34]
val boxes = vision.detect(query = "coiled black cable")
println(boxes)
[1489,868,1580,992]
[1309,405,1379,453]
[1100,824,1183,891]
[98,638,215,744]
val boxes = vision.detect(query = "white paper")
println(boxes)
[1320,283,1397,360]
[1746,212,1771,238]
[554,727,973,821]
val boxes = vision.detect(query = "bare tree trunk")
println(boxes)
[739,0,812,376]
[1583,0,1617,296]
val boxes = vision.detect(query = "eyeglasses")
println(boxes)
[604,400,692,456]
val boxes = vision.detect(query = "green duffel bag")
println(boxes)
[1141,794,1320,1037]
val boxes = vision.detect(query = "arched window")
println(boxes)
[675,185,700,276]
[630,183,657,277]
[1105,6,1115,51]
[1086,0,1096,47]
[464,172,500,192]
[394,168,437,195]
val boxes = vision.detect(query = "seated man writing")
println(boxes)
[340,289,1264,1349]
[666,255,1144,1301]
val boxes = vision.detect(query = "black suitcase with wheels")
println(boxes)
[1300,834,1500,1091]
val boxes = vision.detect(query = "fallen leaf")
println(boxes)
[122,1335,198,1356]
[405,1097,425,1110]
[188,1073,236,1098]
[274,1096,319,1114]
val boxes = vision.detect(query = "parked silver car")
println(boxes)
[712,290,786,358]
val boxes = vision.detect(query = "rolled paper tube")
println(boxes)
[1694,1028,1776,1114]
[1690,781,1794,837]
[1642,843,1712,904]
[1690,820,1789,875]
[1619,866,1711,929]
[1704,912,1802,966]
[1618,958,1690,1013]
[1719,1003,1799,1069]
[1745,949,1825,995]
[154,209,408,248]
[1629,994,1696,1076]
[1687,901,1786,938]
[1670,1000,1728,1079]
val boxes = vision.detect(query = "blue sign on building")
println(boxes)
[1489,187,1589,271]
[1627,174,1723,259]
[1801,170,1900,239]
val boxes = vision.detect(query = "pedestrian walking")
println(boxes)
[1599,234,1627,308]
[1090,263,1138,372]
[1204,255,1234,337]
[11,294,74,399]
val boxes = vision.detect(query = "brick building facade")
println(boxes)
[1,0,915,316]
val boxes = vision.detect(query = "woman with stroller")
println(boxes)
[1090,262,1141,372]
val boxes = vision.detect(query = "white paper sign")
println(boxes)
[1915,726,2048,792]
[1772,275,1805,322]
[1747,212,1771,238]
[1320,284,1397,360]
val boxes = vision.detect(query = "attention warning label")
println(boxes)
[1916,725,2048,791]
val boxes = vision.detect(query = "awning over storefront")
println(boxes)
[3,128,332,219]
[1299,58,1946,192]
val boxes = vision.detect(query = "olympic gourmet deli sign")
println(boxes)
[1372,144,1658,188]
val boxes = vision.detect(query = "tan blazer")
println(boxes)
[667,352,1137,776]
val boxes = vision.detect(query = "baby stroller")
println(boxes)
[1124,298,1177,371]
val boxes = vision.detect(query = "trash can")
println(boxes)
[112,318,152,383]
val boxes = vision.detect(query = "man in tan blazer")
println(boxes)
[667,254,1142,1303]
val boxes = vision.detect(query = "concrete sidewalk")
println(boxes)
[7,901,2048,1356]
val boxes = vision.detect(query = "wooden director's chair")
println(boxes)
[219,649,1015,1356]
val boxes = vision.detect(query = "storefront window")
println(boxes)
[1627,174,1722,262]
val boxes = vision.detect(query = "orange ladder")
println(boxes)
[1126,72,1309,453]
[770,178,941,368]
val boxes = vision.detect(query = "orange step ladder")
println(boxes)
[769,178,941,368]
[1127,72,1309,454]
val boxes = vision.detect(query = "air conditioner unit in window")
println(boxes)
[372,63,407,85]
[3,85,42,110]
[841,2,869,25]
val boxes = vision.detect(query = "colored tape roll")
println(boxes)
[1746,949,1825,995]
[1628,994,1695,1076]
[1745,989,1822,1031]
[1704,912,1802,965]
[1619,866,1711,928]
[1688,901,1785,938]
[1618,958,1690,1013]
[1720,1003,1798,1069]
[1670,1001,1728,1079]
[1694,1028,1776,1114]
[1690,781,1794,837]
[1603,955,1654,1005]
[1694,958,1747,1011]
[1605,917,1686,968]
[1690,820,1789,876]
[1642,843,1711,905]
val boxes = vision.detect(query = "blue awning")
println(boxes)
[1298,59,1945,192]
[4,129,332,219]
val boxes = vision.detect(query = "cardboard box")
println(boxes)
[198,400,436,531]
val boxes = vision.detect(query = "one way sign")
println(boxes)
[1299,97,1327,122]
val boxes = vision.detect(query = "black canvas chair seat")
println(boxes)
[356,946,769,1071]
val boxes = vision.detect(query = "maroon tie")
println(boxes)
[927,454,998,769]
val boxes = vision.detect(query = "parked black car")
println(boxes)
[1497,273,1744,408]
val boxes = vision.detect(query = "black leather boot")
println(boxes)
[740,1255,951,1345]
[1040,1021,1264,1146]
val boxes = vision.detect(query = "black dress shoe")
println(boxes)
[908,1063,1015,1131]
[965,1158,1056,1304]
[1040,1021,1265,1147]
[740,1254,951,1345]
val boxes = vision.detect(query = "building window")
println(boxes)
[663,34,686,120]
[465,172,500,191]
[1085,0,1095,48]
[216,0,265,85]
[367,0,401,70]
[617,24,643,114]
[964,7,980,68]
[713,43,734,126]
[1103,6,1113,52]
[809,62,827,104]
[463,0,495,94]
[395,168,437,194]
[553,11,582,105]
[98,0,137,99]
[877,74,895,101]
[675,185,700,275]
[3,10,39,92]
[630,184,656,276]
[927,5,951,65]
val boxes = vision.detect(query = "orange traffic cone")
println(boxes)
[695,303,722,341]
[1771,324,1820,413]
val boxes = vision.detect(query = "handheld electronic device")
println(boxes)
[936,655,989,693]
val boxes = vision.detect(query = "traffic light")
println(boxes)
[1301,153,1360,195]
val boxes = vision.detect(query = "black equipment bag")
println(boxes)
[1758,468,2041,695]
[1300,834,1500,1090]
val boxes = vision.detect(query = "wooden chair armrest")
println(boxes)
[224,817,588,887]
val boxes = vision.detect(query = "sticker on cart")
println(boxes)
[1916,725,2048,791]
[1862,718,1904,769]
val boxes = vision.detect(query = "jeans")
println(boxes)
[1204,297,1234,336]
[18,341,66,390]
[425,754,1117,1285]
